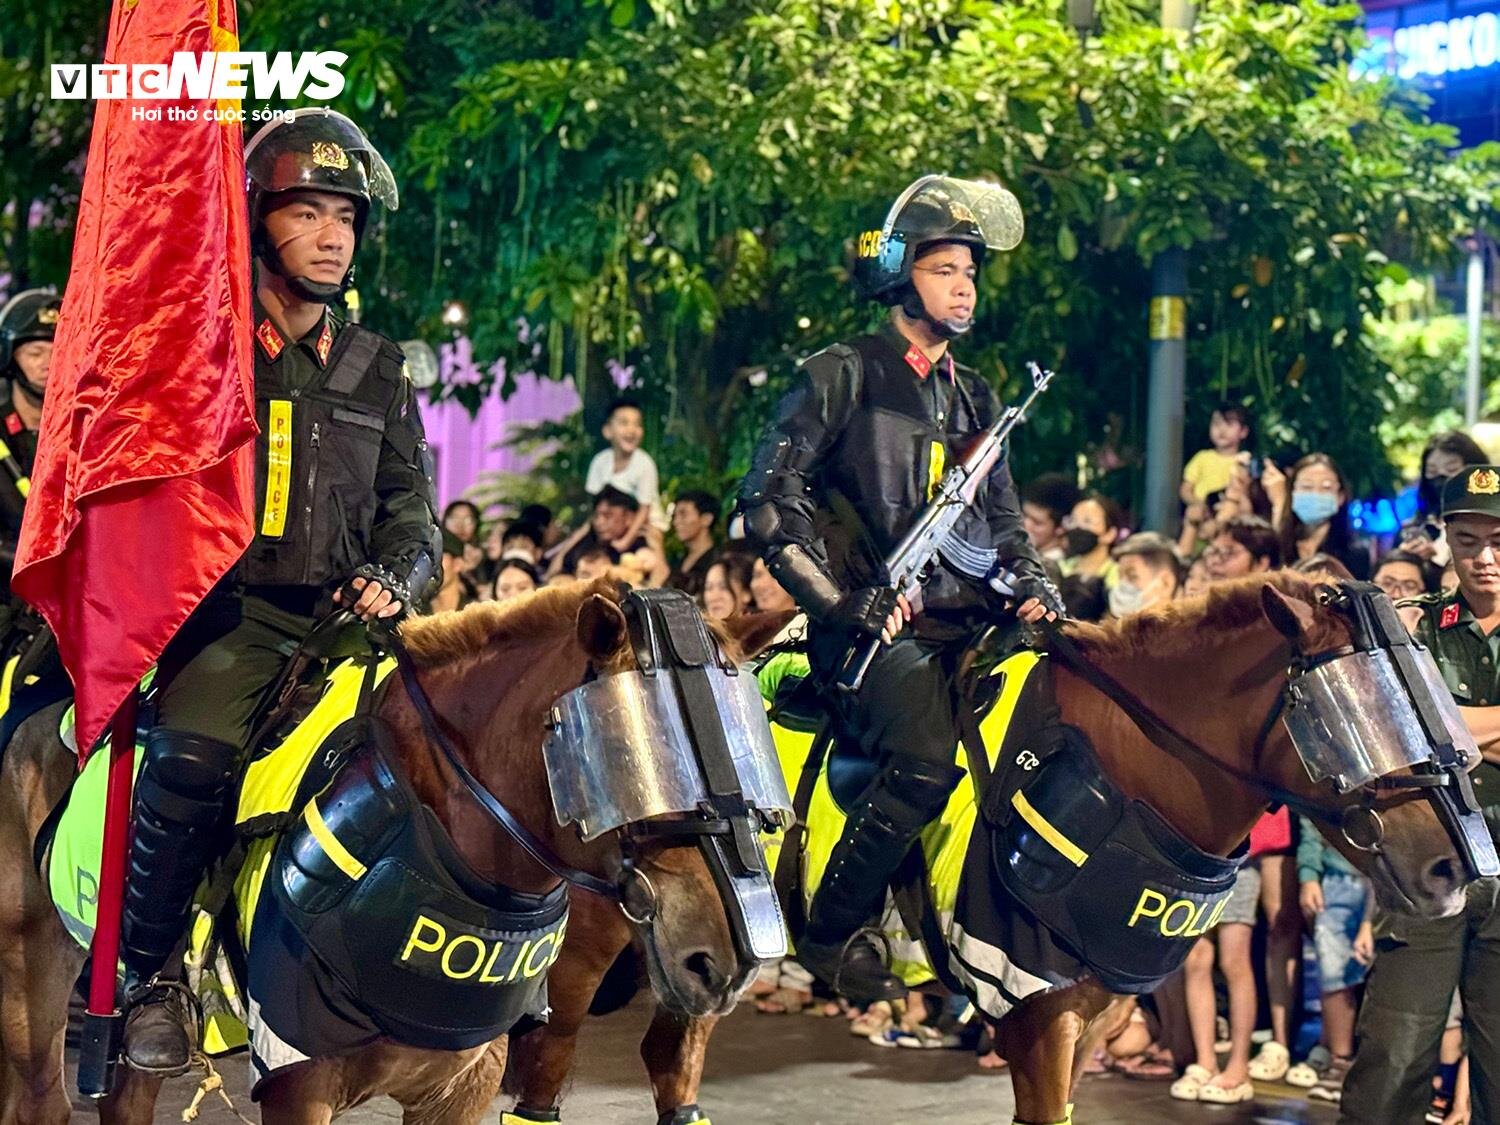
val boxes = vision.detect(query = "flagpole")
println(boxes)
[76,692,137,1098]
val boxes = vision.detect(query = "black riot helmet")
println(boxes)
[0,289,63,405]
[852,175,1024,339]
[245,107,399,303]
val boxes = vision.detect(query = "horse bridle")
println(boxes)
[386,589,790,964]
[387,639,640,907]
[1044,582,1495,876]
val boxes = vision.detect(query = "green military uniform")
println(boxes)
[119,110,442,1077]
[1342,466,1500,1125]
[155,298,438,744]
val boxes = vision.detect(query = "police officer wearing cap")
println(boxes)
[118,107,441,1072]
[1342,465,1500,1124]
[0,288,62,593]
[738,176,1063,1003]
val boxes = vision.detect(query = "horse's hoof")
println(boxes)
[657,1106,709,1125]
[121,989,193,1077]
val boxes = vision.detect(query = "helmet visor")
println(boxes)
[885,175,1024,253]
[245,107,398,212]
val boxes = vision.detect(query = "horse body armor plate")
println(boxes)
[248,735,568,1084]
[759,650,1246,1021]
[979,717,1244,995]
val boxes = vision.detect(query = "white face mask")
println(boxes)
[1109,572,1170,618]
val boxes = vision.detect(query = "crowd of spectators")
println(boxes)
[432,397,802,619]
[438,395,1493,1122]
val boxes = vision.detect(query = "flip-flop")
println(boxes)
[754,987,811,1015]
[1110,1051,1177,1081]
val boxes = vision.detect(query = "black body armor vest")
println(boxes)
[240,326,399,590]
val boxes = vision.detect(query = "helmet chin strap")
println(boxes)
[7,366,44,407]
[898,287,973,340]
[255,223,355,305]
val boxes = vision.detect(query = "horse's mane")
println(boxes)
[398,578,620,670]
[1063,570,1340,662]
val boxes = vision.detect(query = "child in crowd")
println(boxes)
[1179,404,1252,505]
[585,397,663,546]
[1287,815,1374,1104]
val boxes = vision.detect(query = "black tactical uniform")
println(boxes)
[1342,466,1500,1125]
[739,176,1062,1003]
[0,289,60,596]
[120,108,441,1073]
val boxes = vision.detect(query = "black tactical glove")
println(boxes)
[831,586,900,639]
[338,562,415,624]
[1007,562,1066,620]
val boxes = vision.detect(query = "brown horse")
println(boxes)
[505,573,1475,1125]
[0,579,784,1123]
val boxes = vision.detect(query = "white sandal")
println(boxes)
[1285,1060,1320,1088]
[1248,1040,1290,1081]
[1169,1063,1215,1101]
[1198,1078,1255,1104]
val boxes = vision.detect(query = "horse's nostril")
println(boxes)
[684,950,723,992]
[1422,856,1464,896]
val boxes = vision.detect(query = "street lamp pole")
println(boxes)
[1142,0,1196,535]
[1466,238,1485,426]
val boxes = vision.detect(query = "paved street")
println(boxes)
[72,1000,1335,1124]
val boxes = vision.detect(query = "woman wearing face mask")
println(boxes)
[1398,430,1488,567]
[1059,493,1124,584]
[1055,493,1125,621]
[1274,453,1372,580]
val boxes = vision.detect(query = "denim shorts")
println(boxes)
[1313,873,1370,993]
[1219,863,1261,927]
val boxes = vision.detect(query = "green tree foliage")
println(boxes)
[1368,276,1500,476]
[353,0,1498,503]
[5,0,1496,509]
[0,0,102,289]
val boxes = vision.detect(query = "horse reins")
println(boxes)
[386,640,640,908]
[1042,626,1412,850]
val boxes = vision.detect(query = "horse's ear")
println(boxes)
[576,593,629,661]
[718,610,796,661]
[1261,582,1316,641]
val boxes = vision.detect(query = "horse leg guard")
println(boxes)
[501,1108,562,1124]
[658,1106,710,1125]
[798,755,963,1004]
[1013,1103,1074,1125]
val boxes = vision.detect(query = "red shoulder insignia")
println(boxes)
[255,318,285,360]
[4,414,21,436]
[1441,602,1462,630]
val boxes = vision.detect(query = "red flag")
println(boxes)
[14,0,257,756]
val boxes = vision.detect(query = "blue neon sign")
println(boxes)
[1393,11,1500,79]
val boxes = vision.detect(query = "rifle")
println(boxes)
[835,361,1056,693]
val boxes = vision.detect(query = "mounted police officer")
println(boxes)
[120,107,442,1073]
[1342,466,1500,1124]
[0,288,61,596]
[738,176,1064,1004]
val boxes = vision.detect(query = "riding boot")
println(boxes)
[119,729,240,1074]
[797,755,963,1005]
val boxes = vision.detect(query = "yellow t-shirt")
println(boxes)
[1182,448,1239,501]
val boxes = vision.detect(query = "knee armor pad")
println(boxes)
[122,730,241,976]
